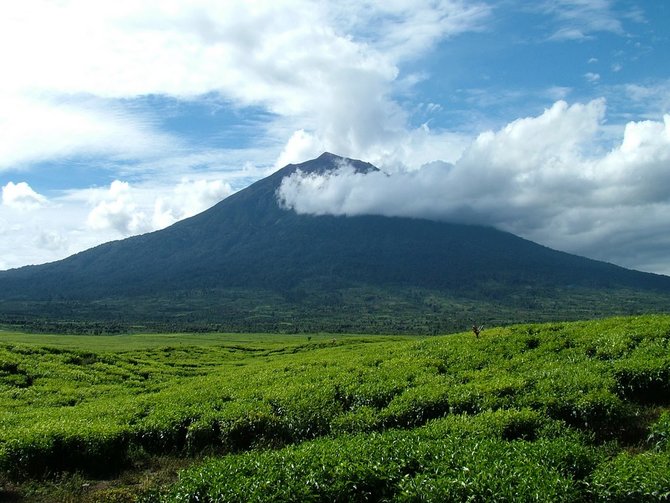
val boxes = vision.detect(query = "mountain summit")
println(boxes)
[1,153,669,333]
[286,151,378,175]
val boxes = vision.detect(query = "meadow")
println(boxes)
[1,316,669,502]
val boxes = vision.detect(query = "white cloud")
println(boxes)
[85,178,233,234]
[622,80,670,116]
[0,175,237,270]
[0,199,85,269]
[86,180,150,235]
[1,0,667,277]
[539,0,626,41]
[333,1,491,61]
[35,231,68,251]
[275,130,327,170]
[0,1,489,173]
[0,1,486,101]
[1,181,47,210]
[278,100,670,274]
[0,94,176,170]
[279,100,605,221]
[152,178,233,229]
[545,86,572,101]
[584,72,601,83]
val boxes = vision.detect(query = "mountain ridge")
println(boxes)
[1,153,669,332]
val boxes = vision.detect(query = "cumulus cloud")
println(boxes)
[86,181,150,235]
[1,181,47,210]
[86,178,234,235]
[152,178,233,229]
[279,100,606,221]
[0,194,82,269]
[278,100,670,274]
[0,175,236,270]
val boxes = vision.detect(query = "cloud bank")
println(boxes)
[85,178,234,235]
[278,100,670,274]
[0,177,234,270]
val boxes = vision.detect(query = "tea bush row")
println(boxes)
[1,316,669,482]
[156,409,670,502]
[157,410,601,502]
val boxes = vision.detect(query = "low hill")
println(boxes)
[1,153,669,333]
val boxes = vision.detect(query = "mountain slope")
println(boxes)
[1,152,669,332]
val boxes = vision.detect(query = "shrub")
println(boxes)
[330,405,381,434]
[381,384,451,427]
[163,417,599,503]
[614,356,670,404]
[648,411,670,451]
[589,450,670,502]
[218,402,287,451]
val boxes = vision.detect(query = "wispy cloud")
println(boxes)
[0,94,178,171]
[538,0,626,41]
[0,1,490,174]
[335,0,491,60]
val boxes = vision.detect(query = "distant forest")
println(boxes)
[3,284,669,335]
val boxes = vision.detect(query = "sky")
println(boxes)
[1,0,669,274]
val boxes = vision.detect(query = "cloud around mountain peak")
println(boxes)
[277,100,670,274]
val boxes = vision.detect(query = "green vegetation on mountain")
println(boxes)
[1,315,669,501]
[1,153,670,333]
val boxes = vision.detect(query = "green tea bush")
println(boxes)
[394,439,586,503]
[136,403,198,455]
[184,414,220,454]
[614,355,670,404]
[381,382,451,427]
[330,405,381,434]
[161,412,599,503]
[3,315,670,497]
[522,362,630,436]
[418,409,550,442]
[589,450,670,502]
[273,385,343,440]
[1,423,130,478]
[0,354,34,388]
[648,411,670,451]
[216,399,287,451]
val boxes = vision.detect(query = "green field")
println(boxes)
[1,316,669,502]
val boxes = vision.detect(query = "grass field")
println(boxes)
[1,316,669,501]
[0,329,384,351]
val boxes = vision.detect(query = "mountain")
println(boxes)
[1,152,670,333]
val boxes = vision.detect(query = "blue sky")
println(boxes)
[1,0,669,274]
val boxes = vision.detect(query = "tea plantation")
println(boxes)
[1,316,669,501]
